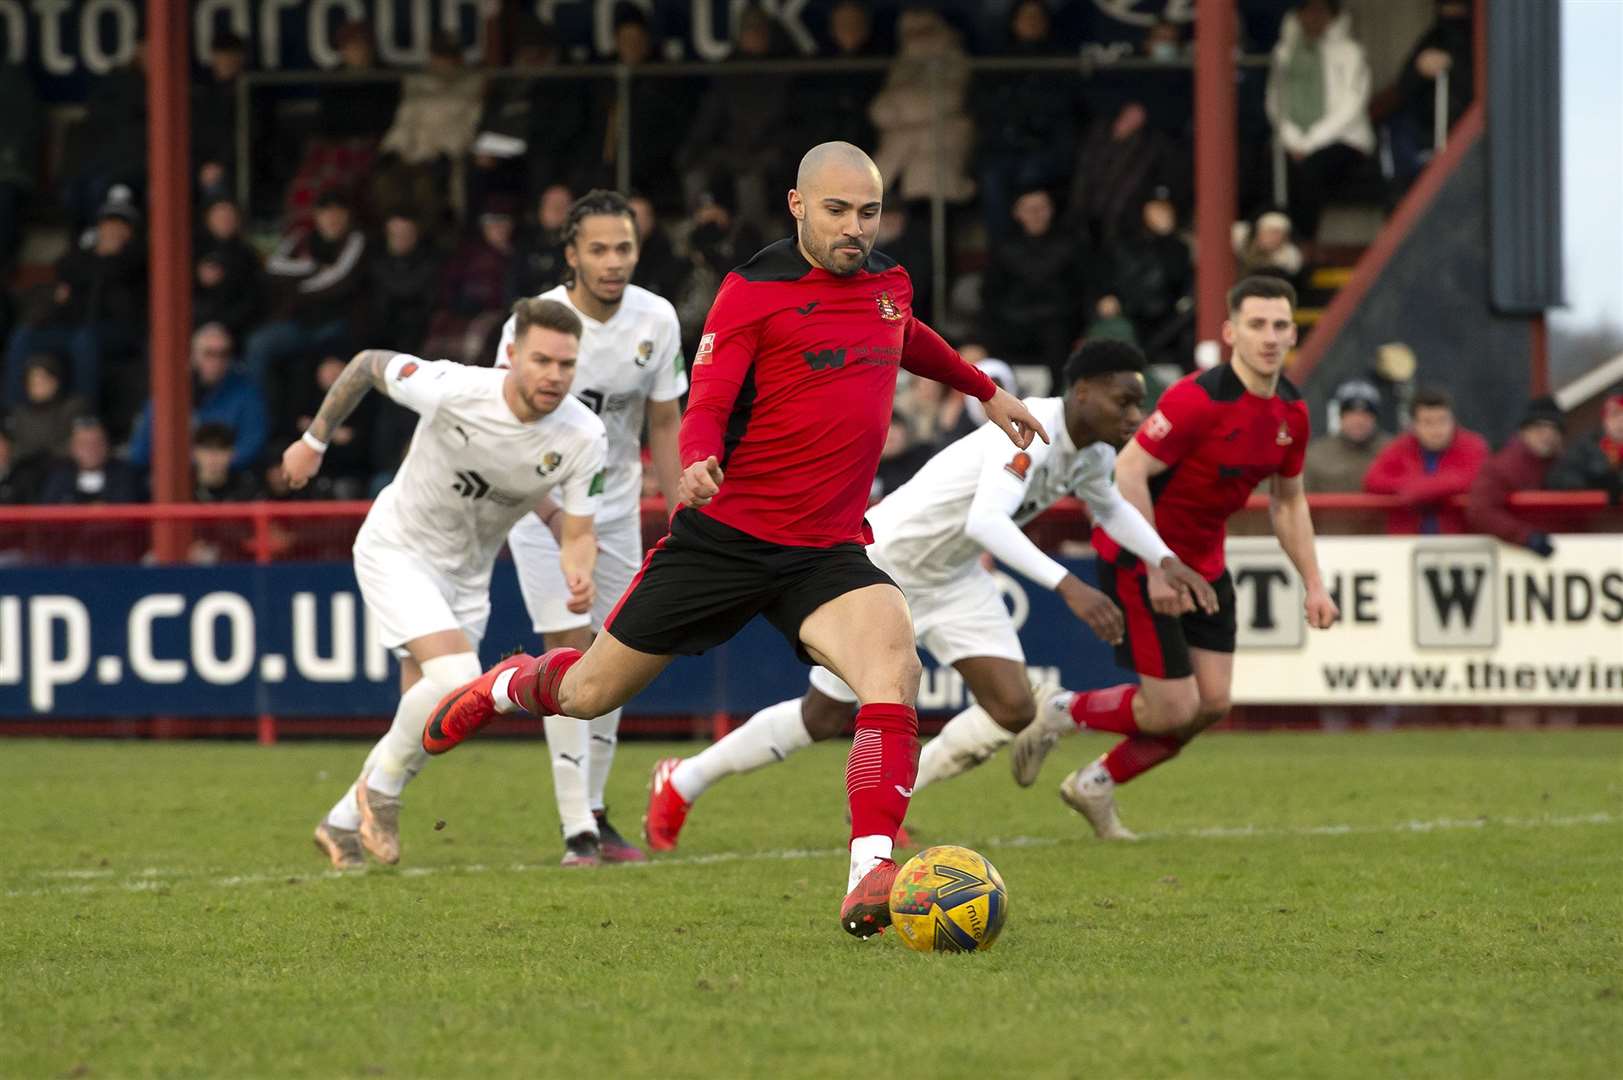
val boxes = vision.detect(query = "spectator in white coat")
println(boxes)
[1265,0,1374,241]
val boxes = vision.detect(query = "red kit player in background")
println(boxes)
[1013,276,1340,837]
[420,142,1048,939]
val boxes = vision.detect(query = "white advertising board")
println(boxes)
[1228,535,1623,704]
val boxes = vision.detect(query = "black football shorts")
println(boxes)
[1097,562,1237,680]
[603,508,897,663]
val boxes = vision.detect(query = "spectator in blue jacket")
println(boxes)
[128,323,268,472]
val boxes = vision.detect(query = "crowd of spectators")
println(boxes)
[1296,379,1623,558]
[4,0,1610,527]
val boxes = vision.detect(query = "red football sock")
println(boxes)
[845,703,918,845]
[509,648,582,716]
[1068,684,1140,735]
[1101,734,1182,783]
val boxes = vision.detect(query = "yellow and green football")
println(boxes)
[888,845,1008,953]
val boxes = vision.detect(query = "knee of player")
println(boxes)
[420,652,483,694]
[1140,691,1201,733]
[893,649,924,696]
[1196,696,1232,726]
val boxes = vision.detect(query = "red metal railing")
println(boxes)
[1,492,1617,574]
[1,490,1614,534]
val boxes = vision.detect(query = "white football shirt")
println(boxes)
[496,283,686,521]
[356,354,608,589]
[868,396,1122,587]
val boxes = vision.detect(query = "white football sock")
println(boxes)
[326,781,364,831]
[363,677,444,798]
[326,740,386,829]
[545,714,597,839]
[670,697,812,803]
[491,667,518,713]
[847,834,894,892]
[363,653,482,798]
[914,705,1014,793]
[1076,755,1114,791]
[586,707,622,813]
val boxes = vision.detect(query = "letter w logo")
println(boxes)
[803,348,846,371]
[1424,565,1487,629]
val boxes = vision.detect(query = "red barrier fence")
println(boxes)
[2,491,1617,566]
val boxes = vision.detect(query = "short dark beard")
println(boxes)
[799,222,865,276]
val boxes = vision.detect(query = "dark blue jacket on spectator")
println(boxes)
[128,370,268,470]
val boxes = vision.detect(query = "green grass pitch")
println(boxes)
[3,731,1620,1079]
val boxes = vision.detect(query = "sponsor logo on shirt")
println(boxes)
[1004,452,1033,480]
[588,471,606,496]
[874,292,904,322]
[796,300,820,316]
[397,361,418,380]
[803,348,846,371]
[451,470,490,499]
[695,333,715,363]
[452,469,522,506]
[1276,422,1294,446]
[1143,410,1172,440]
[635,339,654,367]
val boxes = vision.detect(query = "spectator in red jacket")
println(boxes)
[1362,385,1489,534]
[1466,396,1564,557]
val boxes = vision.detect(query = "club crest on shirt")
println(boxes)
[874,292,904,322]
[695,333,715,364]
[1004,452,1033,480]
[396,361,418,380]
[1143,410,1172,440]
[1276,422,1293,446]
[537,451,563,476]
[635,339,654,367]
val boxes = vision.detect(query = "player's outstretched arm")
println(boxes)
[982,388,1050,450]
[1268,472,1339,629]
[282,348,397,490]
[558,512,598,615]
[1090,486,1217,616]
[1110,441,1214,613]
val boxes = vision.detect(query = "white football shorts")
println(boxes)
[352,536,491,657]
[507,510,645,635]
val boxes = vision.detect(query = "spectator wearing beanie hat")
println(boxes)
[1466,396,1564,557]
[1303,378,1389,492]
[1548,387,1623,503]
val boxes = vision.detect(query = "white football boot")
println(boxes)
[1059,757,1138,841]
[1010,683,1073,788]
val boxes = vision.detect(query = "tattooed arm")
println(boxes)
[281,349,400,490]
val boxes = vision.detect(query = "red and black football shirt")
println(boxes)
[679,239,995,548]
[1093,364,1311,580]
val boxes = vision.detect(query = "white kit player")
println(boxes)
[286,298,608,870]
[495,190,686,866]
[642,340,1217,849]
